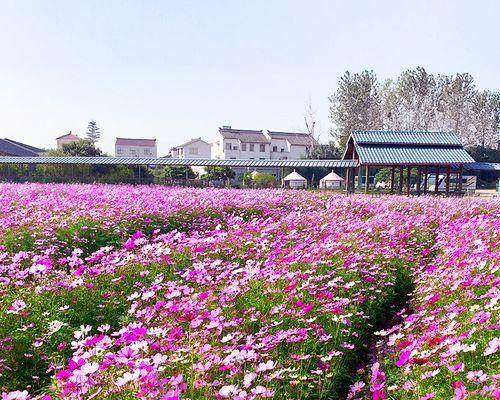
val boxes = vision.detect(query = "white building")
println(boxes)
[170,138,211,159]
[115,138,157,158]
[56,132,80,149]
[211,126,317,160]
[266,131,318,160]
[212,127,269,160]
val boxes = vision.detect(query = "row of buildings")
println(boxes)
[116,126,318,161]
[1,126,317,161]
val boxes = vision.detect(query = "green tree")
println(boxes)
[153,166,196,180]
[466,146,500,163]
[206,166,235,181]
[61,139,104,157]
[308,142,341,160]
[330,68,499,150]
[329,70,382,150]
[86,121,101,144]
[251,172,276,188]
[396,67,437,131]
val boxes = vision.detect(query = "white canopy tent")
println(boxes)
[283,170,307,189]
[320,170,344,189]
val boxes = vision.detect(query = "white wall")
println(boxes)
[211,132,224,159]
[186,141,211,158]
[288,145,309,159]
[174,140,211,159]
[269,139,289,159]
[115,145,157,158]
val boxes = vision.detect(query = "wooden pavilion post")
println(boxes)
[445,165,451,196]
[353,167,357,193]
[458,164,463,195]
[390,166,395,193]
[416,167,422,196]
[435,166,440,194]
[364,165,369,194]
[399,166,404,194]
[423,165,428,195]
[406,166,412,195]
[345,167,350,193]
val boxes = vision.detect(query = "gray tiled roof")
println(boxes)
[352,130,463,146]
[267,131,318,146]
[116,138,156,146]
[0,139,42,157]
[3,139,45,153]
[354,144,475,165]
[219,128,269,143]
[173,138,210,149]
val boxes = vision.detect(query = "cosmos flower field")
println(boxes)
[0,184,498,400]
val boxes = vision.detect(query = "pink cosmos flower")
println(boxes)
[1,391,30,400]
[243,372,256,388]
[484,338,500,356]
[451,381,467,400]
[256,360,275,372]
[395,349,412,367]
[448,362,464,372]
[218,385,239,398]
[6,300,26,315]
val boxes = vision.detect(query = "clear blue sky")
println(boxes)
[1,0,498,155]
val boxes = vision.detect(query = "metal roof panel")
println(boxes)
[352,130,463,146]
[355,144,475,165]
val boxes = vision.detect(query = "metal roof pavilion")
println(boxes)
[343,130,475,166]
[341,130,483,196]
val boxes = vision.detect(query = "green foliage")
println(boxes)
[61,139,104,157]
[329,70,382,150]
[252,172,276,187]
[153,166,196,180]
[374,167,417,187]
[330,67,500,150]
[101,165,135,183]
[308,142,341,160]
[466,145,500,163]
[0,164,30,181]
[0,262,174,391]
[206,166,235,181]
[86,121,101,144]
[1,226,41,253]
[54,218,122,258]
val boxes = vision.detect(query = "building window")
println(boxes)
[280,148,284,152]
[225,143,232,151]
[233,146,238,150]
[259,144,265,152]
[130,149,136,155]
[250,144,255,152]
[230,157,236,159]
[242,143,247,151]
[189,147,198,155]
[272,146,277,152]
[259,157,265,160]
[117,148,123,155]
[144,148,152,155]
